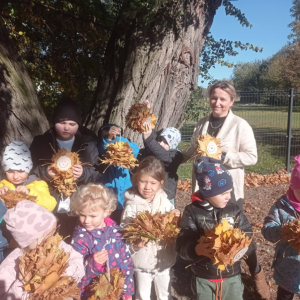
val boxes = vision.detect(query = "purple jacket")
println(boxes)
[71,218,134,299]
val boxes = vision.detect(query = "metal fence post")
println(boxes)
[286,88,294,173]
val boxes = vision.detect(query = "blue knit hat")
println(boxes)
[194,157,233,198]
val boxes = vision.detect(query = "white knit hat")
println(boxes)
[2,141,33,172]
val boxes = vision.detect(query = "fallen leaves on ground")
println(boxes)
[198,218,252,271]
[122,211,180,246]
[125,103,156,133]
[88,268,125,300]
[245,170,290,187]
[281,219,300,253]
[0,190,37,209]
[50,149,81,197]
[99,141,139,170]
[177,180,192,191]
[196,134,222,160]
[19,233,80,299]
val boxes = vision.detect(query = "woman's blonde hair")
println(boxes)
[208,81,236,102]
[130,156,165,193]
[69,183,117,216]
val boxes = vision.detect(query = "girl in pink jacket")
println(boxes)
[0,200,85,300]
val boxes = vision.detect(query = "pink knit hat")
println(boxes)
[4,201,56,248]
[290,155,300,190]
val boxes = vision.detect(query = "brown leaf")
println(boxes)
[1,190,37,209]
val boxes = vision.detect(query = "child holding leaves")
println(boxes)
[262,155,300,300]
[176,157,263,300]
[70,183,134,300]
[121,156,180,300]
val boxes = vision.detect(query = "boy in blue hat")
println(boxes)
[176,157,269,300]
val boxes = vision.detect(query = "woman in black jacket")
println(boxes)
[30,99,101,241]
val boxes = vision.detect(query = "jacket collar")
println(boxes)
[191,191,213,211]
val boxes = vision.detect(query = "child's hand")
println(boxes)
[47,166,56,178]
[108,126,121,140]
[133,240,147,251]
[171,209,180,217]
[195,238,214,260]
[94,250,108,264]
[143,100,151,109]
[143,121,152,139]
[16,186,30,195]
[72,165,83,178]
[0,186,11,196]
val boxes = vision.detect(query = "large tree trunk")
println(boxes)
[0,19,49,152]
[86,0,222,145]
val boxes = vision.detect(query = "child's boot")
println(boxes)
[251,268,270,300]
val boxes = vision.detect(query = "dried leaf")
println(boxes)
[99,141,139,170]
[281,219,300,253]
[88,268,125,300]
[125,103,156,133]
[198,218,252,271]
[0,190,37,209]
[122,211,180,246]
[196,134,222,160]
[177,180,192,191]
[19,233,80,300]
[244,170,290,187]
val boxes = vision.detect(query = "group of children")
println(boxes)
[0,98,300,300]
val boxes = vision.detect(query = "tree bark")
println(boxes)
[86,0,222,145]
[0,19,49,152]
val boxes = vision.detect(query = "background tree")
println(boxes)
[0,17,48,153]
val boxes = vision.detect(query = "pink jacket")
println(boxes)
[0,241,84,300]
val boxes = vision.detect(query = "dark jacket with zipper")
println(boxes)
[139,130,183,200]
[176,193,256,279]
[29,127,101,209]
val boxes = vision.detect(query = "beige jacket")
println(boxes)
[121,189,176,273]
[183,110,257,202]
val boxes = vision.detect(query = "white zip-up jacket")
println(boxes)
[183,110,257,202]
[121,189,177,273]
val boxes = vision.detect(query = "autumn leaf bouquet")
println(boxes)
[121,211,180,246]
[281,219,300,253]
[88,269,125,300]
[0,189,37,209]
[196,134,222,160]
[125,103,156,133]
[49,148,81,197]
[18,233,80,299]
[198,218,252,271]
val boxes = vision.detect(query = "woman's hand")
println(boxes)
[195,238,214,260]
[143,121,152,139]
[47,166,56,178]
[16,186,30,195]
[108,126,121,140]
[72,165,83,178]
[0,186,11,196]
[94,250,108,264]
[171,209,180,217]
[133,240,147,251]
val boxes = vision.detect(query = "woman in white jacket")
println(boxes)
[121,156,180,300]
[182,81,270,300]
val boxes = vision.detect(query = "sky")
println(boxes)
[199,0,294,88]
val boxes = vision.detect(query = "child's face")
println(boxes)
[6,170,29,185]
[158,136,170,151]
[55,120,79,141]
[206,189,232,208]
[294,189,300,202]
[137,173,163,202]
[79,206,109,231]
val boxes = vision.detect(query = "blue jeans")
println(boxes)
[169,199,175,207]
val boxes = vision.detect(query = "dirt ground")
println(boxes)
[171,183,300,300]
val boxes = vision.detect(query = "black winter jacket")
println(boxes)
[139,131,183,200]
[176,199,255,279]
[30,127,101,206]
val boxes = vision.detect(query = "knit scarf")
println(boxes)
[191,192,213,211]
[286,188,300,212]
